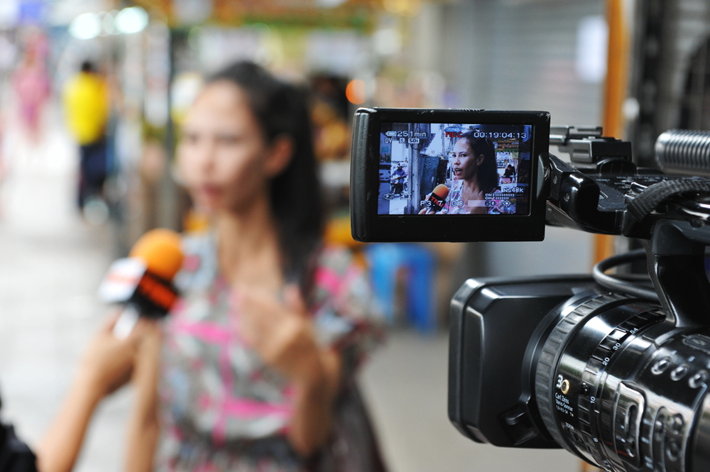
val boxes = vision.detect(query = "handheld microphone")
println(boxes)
[426,184,450,212]
[98,229,184,338]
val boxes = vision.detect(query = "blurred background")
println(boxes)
[0,0,709,471]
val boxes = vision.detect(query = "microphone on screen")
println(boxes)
[98,229,184,338]
[425,184,450,213]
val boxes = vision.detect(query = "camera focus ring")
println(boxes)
[534,293,625,456]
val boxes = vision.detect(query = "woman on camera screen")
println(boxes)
[445,132,499,214]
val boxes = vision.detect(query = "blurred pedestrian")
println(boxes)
[63,60,110,218]
[126,61,386,471]
[390,164,406,196]
[12,44,50,145]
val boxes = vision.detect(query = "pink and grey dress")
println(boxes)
[157,233,384,471]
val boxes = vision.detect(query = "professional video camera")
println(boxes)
[350,107,710,471]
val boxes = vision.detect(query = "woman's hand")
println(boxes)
[233,285,324,384]
[76,312,156,399]
[233,285,342,456]
[37,314,160,472]
[418,193,433,214]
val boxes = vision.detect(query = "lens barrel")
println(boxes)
[534,293,710,471]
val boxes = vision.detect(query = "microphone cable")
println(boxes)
[592,249,659,301]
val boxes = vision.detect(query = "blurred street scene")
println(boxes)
[0,0,709,471]
[0,111,580,472]
[0,113,579,470]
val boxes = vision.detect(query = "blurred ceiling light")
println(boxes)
[69,12,101,40]
[116,6,149,35]
[0,1,19,29]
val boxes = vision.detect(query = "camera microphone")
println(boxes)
[98,229,184,338]
[427,184,450,212]
[655,129,710,177]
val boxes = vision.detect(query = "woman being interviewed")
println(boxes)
[445,132,499,214]
[127,62,384,471]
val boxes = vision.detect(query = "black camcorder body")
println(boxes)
[349,107,710,471]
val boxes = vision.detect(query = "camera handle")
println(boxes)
[622,177,710,327]
[647,219,710,328]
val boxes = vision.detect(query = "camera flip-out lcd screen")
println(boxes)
[377,122,534,216]
[350,108,550,242]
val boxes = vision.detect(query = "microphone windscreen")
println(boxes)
[129,229,184,281]
[432,184,450,199]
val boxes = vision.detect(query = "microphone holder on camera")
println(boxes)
[547,126,710,328]
[550,125,635,174]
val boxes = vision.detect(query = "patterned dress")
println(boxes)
[157,232,383,471]
[443,179,465,214]
[443,179,488,214]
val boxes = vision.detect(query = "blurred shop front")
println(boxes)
[117,1,384,249]
[0,0,383,251]
[0,0,615,327]
[50,1,382,255]
[2,0,470,332]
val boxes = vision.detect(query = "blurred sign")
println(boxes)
[19,0,45,24]
[306,30,368,75]
[198,27,270,73]
[133,0,377,29]
[576,15,608,83]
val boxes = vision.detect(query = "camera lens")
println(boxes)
[531,292,710,471]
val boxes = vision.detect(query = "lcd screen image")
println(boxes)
[377,122,534,216]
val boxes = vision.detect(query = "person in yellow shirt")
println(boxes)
[63,61,110,215]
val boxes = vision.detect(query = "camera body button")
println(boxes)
[670,364,689,381]
[689,370,708,388]
[651,357,671,375]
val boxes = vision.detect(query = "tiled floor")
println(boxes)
[0,117,581,471]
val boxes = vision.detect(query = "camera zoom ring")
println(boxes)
[535,293,624,457]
